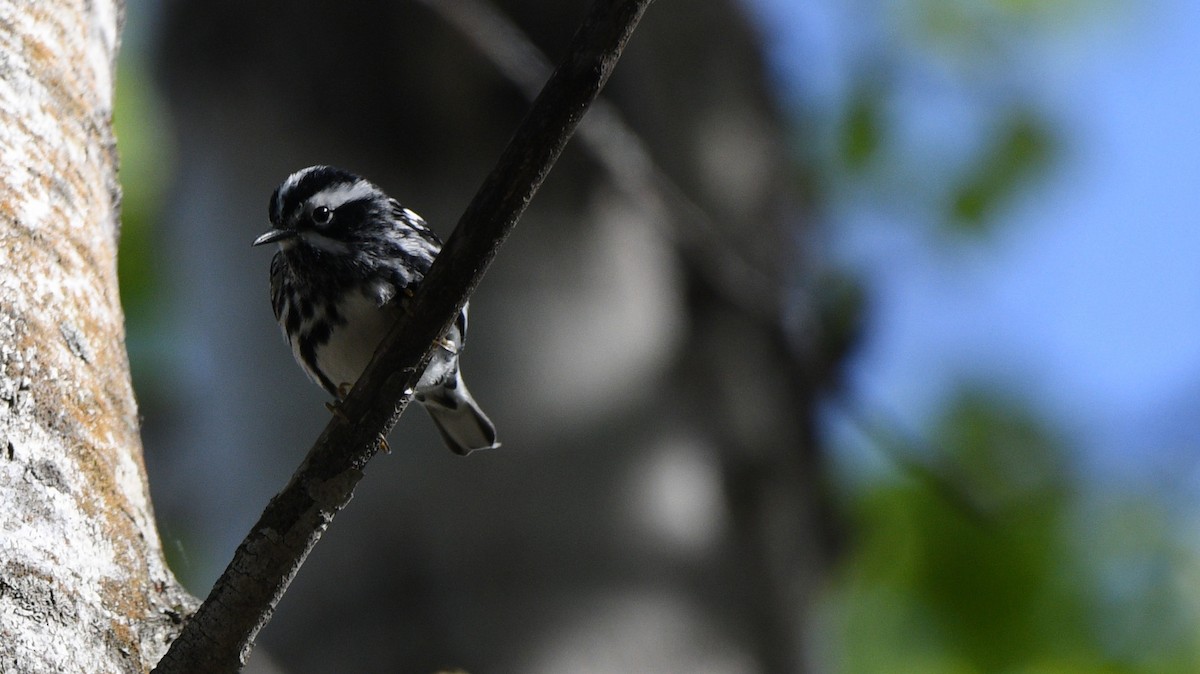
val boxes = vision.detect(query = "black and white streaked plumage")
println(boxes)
[252,165,498,456]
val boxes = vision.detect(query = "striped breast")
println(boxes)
[303,289,398,395]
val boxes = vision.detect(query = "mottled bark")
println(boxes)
[0,2,192,672]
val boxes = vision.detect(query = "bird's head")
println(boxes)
[253,165,390,254]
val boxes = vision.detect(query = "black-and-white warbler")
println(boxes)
[253,165,498,456]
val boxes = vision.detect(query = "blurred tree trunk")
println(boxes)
[0,1,192,672]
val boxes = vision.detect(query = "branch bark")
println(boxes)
[0,1,194,672]
[151,0,654,670]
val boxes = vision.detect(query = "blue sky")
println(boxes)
[750,0,1200,482]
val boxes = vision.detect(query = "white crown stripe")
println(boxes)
[311,180,381,211]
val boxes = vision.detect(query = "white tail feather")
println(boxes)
[419,374,498,456]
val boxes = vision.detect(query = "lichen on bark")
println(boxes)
[0,1,193,672]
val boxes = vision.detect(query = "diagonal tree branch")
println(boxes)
[151,0,654,671]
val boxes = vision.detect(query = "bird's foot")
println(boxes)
[435,337,458,354]
[325,399,350,423]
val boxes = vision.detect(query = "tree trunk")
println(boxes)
[0,2,192,672]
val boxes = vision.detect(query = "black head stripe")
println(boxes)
[277,165,365,226]
[268,186,282,225]
[334,198,375,230]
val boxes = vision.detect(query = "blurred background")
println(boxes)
[115,0,1200,671]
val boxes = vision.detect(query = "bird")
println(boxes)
[252,165,498,456]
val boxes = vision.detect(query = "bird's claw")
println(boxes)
[325,400,350,423]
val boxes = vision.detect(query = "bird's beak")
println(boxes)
[252,228,297,247]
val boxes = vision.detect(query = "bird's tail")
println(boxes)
[419,371,499,456]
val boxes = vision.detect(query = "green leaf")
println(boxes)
[947,111,1055,233]
[840,84,885,170]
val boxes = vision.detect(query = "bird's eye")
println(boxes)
[311,206,333,226]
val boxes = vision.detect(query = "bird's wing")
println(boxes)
[388,198,442,247]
